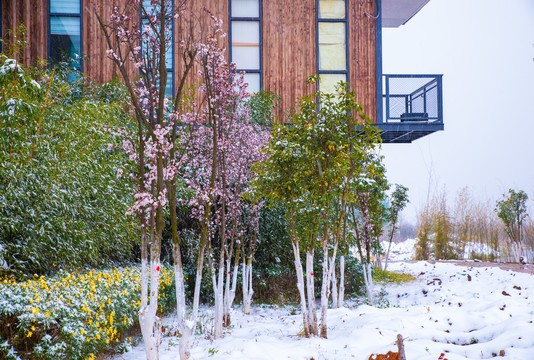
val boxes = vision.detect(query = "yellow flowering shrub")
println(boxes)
[0,266,174,359]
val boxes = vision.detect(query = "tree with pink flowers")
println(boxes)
[99,1,268,356]
[180,17,269,338]
[97,0,200,358]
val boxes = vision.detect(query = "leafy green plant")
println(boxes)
[496,189,528,244]
[0,57,136,278]
[373,268,416,284]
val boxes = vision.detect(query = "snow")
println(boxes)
[383,238,418,261]
[117,259,534,359]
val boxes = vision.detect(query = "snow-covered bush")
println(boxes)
[0,57,136,277]
[0,266,174,359]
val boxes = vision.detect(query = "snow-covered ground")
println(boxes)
[116,259,534,360]
[383,238,418,261]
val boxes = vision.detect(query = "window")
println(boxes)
[317,0,348,94]
[141,0,174,98]
[229,0,262,93]
[48,0,82,70]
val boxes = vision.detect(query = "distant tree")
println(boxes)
[433,189,454,260]
[496,189,528,261]
[384,184,409,270]
[415,206,432,261]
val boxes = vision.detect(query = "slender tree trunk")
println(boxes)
[305,249,318,335]
[291,239,310,337]
[173,249,192,360]
[362,262,374,303]
[375,249,383,270]
[320,240,329,338]
[242,259,254,314]
[192,222,208,333]
[242,261,249,314]
[338,255,345,308]
[384,238,393,271]
[212,251,226,339]
[331,255,338,309]
[223,257,239,325]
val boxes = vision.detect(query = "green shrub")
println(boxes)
[0,57,136,278]
[373,268,416,284]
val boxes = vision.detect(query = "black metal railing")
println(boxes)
[381,74,443,124]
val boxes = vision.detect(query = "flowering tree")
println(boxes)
[180,18,268,338]
[96,1,200,358]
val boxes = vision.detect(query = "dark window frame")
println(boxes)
[316,0,350,91]
[229,0,263,92]
[47,0,83,72]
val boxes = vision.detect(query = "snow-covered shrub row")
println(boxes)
[0,266,174,360]
[0,56,136,277]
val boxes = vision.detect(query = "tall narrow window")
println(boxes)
[230,0,262,93]
[49,0,82,70]
[141,0,174,98]
[317,0,348,94]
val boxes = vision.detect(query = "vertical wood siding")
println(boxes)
[263,0,316,120]
[348,0,377,123]
[174,0,229,103]
[1,0,47,67]
[84,0,123,83]
[1,0,377,123]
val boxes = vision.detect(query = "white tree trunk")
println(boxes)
[139,260,162,360]
[337,255,345,308]
[331,255,338,309]
[376,251,383,270]
[173,246,197,360]
[174,263,192,360]
[320,244,330,338]
[224,260,239,324]
[362,262,374,304]
[305,249,318,335]
[242,262,254,314]
[291,241,310,337]
[384,240,393,271]
[212,263,225,339]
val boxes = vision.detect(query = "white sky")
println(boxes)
[380,0,534,223]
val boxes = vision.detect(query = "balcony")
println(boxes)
[376,74,444,143]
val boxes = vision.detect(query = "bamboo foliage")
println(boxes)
[415,187,533,263]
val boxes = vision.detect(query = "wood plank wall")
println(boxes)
[0,0,378,123]
[174,0,229,104]
[83,0,126,83]
[263,0,317,120]
[1,0,47,67]
[349,0,377,123]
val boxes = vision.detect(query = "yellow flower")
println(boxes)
[27,331,33,337]
[45,311,50,317]
[31,307,39,315]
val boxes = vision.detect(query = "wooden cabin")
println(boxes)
[0,0,443,142]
